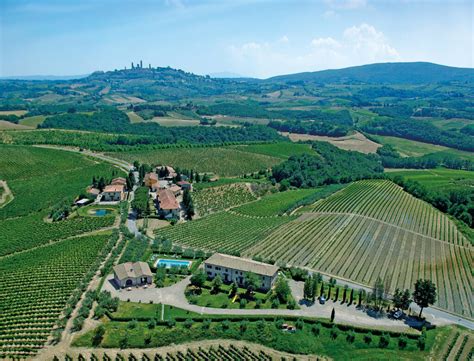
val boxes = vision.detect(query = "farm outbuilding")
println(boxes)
[113,261,153,288]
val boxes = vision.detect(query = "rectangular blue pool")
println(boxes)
[155,259,192,269]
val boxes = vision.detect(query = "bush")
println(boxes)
[287,299,296,310]
[184,319,193,329]
[240,320,248,333]
[364,333,372,344]
[255,299,262,309]
[330,326,338,340]
[346,330,355,343]
[379,333,390,348]
[221,320,230,330]
[398,335,408,349]
[166,319,176,328]
[239,298,247,309]
[296,319,305,330]
[271,298,280,309]
[127,320,138,329]
[147,318,156,329]
[202,319,211,329]
[311,324,321,336]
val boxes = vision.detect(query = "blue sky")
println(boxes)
[1,0,473,78]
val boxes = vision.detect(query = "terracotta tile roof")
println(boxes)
[177,181,191,186]
[169,185,181,193]
[87,187,100,195]
[111,177,127,185]
[113,262,152,280]
[144,173,158,183]
[103,184,124,193]
[205,253,279,277]
[157,189,180,210]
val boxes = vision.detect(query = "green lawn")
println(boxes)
[110,301,200,320]
[73,317,440,360]
[186,281,296,310]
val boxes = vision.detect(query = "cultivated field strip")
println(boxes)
[309,179,469,246]
[158,211,295,254]
[0,234,110,358]
[247,212,473,317]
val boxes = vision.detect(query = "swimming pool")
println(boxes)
[155,259,192,269]
[92,209,110,216]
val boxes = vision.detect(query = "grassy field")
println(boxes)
[371,134,474,161]
[0,110,28,116]
[0,233,111,358]
[193,182,256,217]
[157,211,295,255]
[18,115,46,127]
[387,168,474,193]
[108,147,282,176]
[246,180,473,318]
[126,111,144,123]
[0,120,32,130]
[281,131,381,154]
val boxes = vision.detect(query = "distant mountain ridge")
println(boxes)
[267,62,474,84]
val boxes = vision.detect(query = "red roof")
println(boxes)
[104,184,124,193]
[177,181,190,186]
[157,189,179,210]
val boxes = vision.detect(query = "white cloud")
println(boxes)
[227,23,400,78]
[279,35,290,43]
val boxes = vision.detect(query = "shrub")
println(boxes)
[330,326,338,340]
[147,318,156,329]
[127,320,138,329]
[184,319,193,329]
[346,330,355,343]
[295,319,305,330]
[287,299,296,310]
[240,320,248,333]
[398,335,408,349]
[255,299,262,309]
[379,333,390,348]
[202,319,211,329]
[166,319,176,328]
[311,324,321,336]
[239,298,247,309]
[271,298,280,309]
[364,333,372,344]
[221,320,230,330]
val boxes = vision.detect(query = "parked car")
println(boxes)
[319,295,326,305]
[392,309,403,319]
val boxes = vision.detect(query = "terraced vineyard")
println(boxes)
[0,233,111,358]
[246,180,473,318]
[193,183,256,217]
[158,211,294,254]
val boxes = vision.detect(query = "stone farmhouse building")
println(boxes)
[143,172,158,188]
[113,261,153,288]
[204,253,279,291]
[102,184,125,202]
[157,189,180,219]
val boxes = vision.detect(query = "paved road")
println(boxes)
[103,275,443,333]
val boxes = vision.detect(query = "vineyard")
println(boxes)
[0,233,111,358]
[234,188,333,217]
[51,344,299,361]
[158,211,294,254]
[246,180,473,318]
[193,183,256,217]
[107,146,282,176]
[0,213,114,256]
[231,142,316,159]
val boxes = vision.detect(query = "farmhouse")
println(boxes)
[113,261,153,288]
[204,253,279,291]
[157,189,180,219]
[102,184,125,202]
[157,165,177,180]
[86,186,100,198]
[144,172,158,187]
